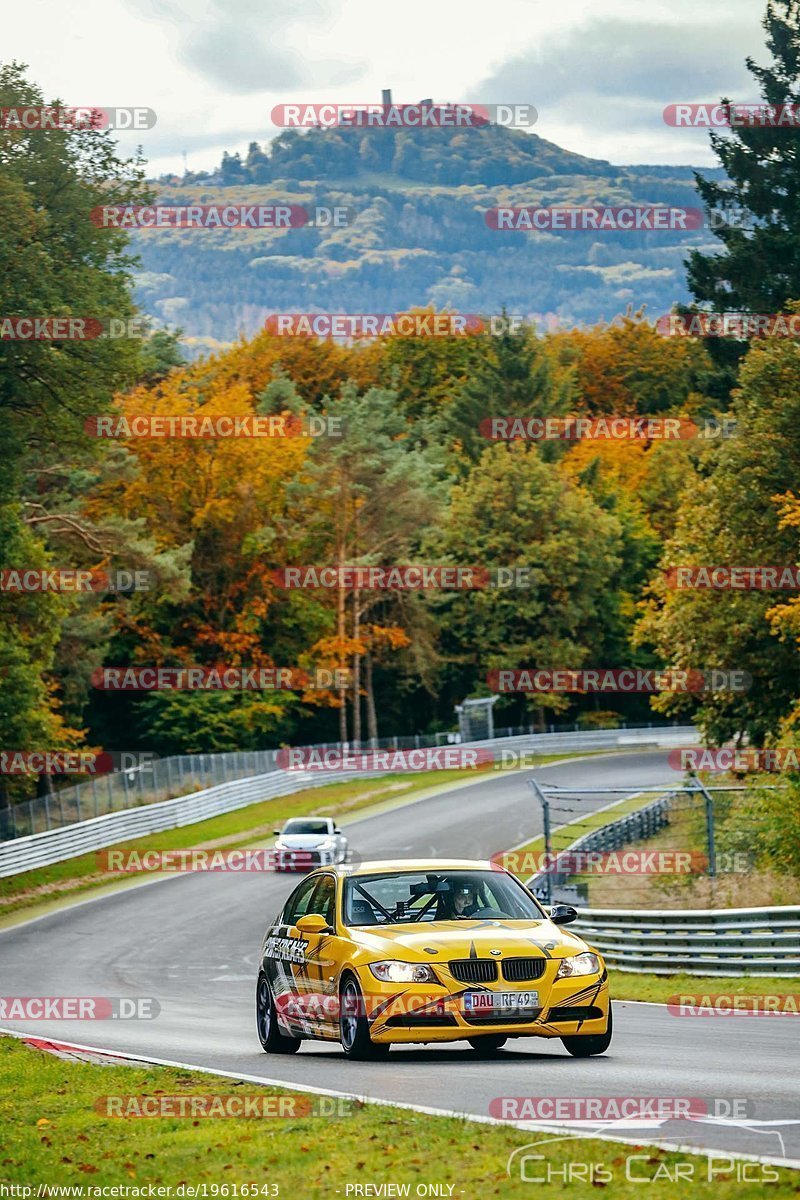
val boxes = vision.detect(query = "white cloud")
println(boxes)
[4,0,772,172]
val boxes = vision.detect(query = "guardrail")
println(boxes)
[572,906,800,977]
[524,789,800,976]
[0,725,697,877]
[0,720,694,840]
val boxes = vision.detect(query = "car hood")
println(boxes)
[275,834,332,848]
[347,919,589,961]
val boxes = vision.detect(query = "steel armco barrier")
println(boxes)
[572,906,800,977]
[523,790,800,977]
[0,726,697,876]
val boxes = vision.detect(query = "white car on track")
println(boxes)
[273,816,349,871]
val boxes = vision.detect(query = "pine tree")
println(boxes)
[688,1,800,313]
[445,320,574,464]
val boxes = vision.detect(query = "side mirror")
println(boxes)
[295,913,333,935]
[549,903,578,926]
[333,826,342,834]
[273,829,282,837]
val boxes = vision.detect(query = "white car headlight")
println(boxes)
[556,952,601,979]
[369,961,437,983]
[316,839,334,849]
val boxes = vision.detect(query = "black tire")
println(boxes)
[467,1035,507,1055]
[560,1002,613,1057]
[339,975,390,1059]
[256,973,301,1054]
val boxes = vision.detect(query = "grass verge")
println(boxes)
[607,970,800,1005]
[577,808,800,910]
[0,1035,795,1196]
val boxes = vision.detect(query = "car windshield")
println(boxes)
[282,819,330,835]
[343,870,545,926]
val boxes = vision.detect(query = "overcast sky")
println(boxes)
[8,0,767,175]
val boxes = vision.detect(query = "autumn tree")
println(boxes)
[0,62,150,798]
[636,328,800,743]
[288,384,440,743]
[430,443,623,727]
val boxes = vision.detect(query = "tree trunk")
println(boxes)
[36,772,54,798]
[352,587,361,747]
[337,551,348,744]
[365,652,378,745]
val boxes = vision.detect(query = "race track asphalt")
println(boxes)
[1,750,798,1167]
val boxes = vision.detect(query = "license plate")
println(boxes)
[464,991,539,1013]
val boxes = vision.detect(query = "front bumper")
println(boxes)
[273,847,338,871]
[356,962,609,1044]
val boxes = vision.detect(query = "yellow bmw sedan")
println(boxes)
[256,859,612,1059]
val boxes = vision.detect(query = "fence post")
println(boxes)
[692,776,717,877]
[528,778,553,907]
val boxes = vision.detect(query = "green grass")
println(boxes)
[0,754,592,923]
[608,970,800,1004]
[1,1035,796,1196]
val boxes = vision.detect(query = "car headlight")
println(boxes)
[316,839,334,850]
[274,841,286,849]
[556,952,601,979]
[369,961,438,983]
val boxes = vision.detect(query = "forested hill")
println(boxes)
[136,123,725,355]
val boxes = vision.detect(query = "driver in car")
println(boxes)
[439,881,480,919]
